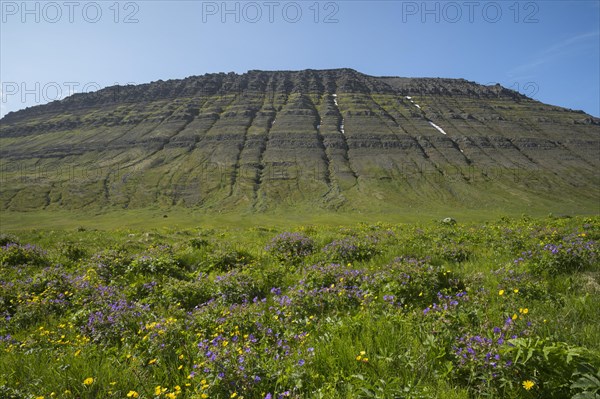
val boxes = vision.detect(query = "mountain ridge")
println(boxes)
[1,68,599,214]
[1,69,547,124]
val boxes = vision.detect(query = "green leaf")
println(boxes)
[567,347,583,364]
[571,374,600,391]
[525,347,534,363]
[571,393,600,399]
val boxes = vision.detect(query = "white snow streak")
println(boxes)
[428,121,448,135]
[405,96,448,136]
[332,94,345,135]
[406,96,421,109]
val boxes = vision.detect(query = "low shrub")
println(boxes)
[322,235,380,263]
[518,234,598,275]
[0,243,48,267]
[265,232,315,264]
[206,247,254,273]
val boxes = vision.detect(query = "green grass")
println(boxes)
[0,215,599,398]
[3,202,599,232]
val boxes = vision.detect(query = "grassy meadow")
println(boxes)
[0,214,599,398]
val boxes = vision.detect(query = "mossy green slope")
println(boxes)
[1,69,598,216]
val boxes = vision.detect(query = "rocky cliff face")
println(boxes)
[1,69,598,212]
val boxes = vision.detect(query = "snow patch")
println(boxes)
[428,121,448,135]
[407,97,421,109]
[332,94,344,134]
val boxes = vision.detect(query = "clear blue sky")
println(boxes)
[1,0,599,117]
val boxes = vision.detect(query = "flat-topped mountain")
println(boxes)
[1,69,598,213]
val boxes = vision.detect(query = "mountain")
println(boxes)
[1,68,599,214]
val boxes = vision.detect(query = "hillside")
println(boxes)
[1,69,599,214]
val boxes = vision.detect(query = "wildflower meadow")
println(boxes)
[1,216,599,398]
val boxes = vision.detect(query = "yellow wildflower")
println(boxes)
[83,377,94,386]
[148,358,157,365]
[127,391,139,398]
[498,290,505,296]
[522,380,535,390]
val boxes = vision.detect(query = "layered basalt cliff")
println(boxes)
[1,69,598,212]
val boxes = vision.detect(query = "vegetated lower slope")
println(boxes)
[1,69,599,213]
